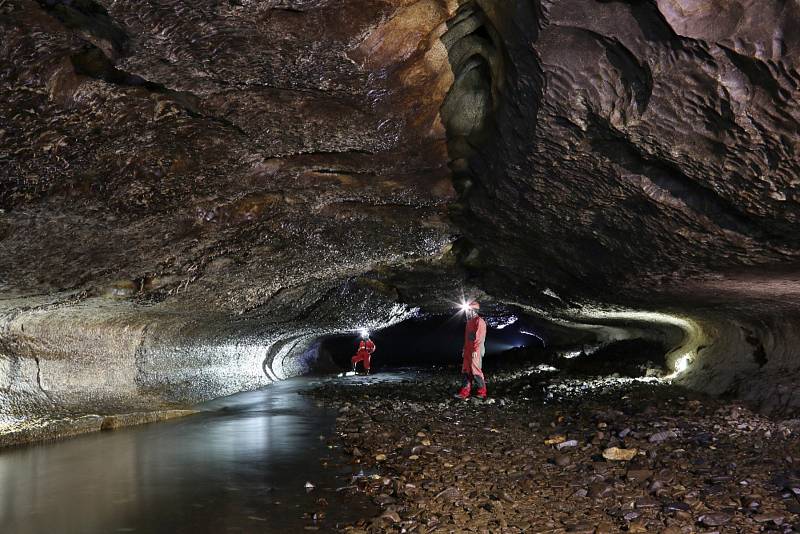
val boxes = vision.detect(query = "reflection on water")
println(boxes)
[0,378,371,533]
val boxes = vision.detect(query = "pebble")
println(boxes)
[698,511,732,526]
[649,430,677,443]
[753,512,784,524]
[625,468,652,482]
[554,454,572,466]
[602,447,638,461]
[545,434,567,445]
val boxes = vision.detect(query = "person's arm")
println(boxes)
[473,319,487,353]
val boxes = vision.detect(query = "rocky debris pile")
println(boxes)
[308,371,800,533]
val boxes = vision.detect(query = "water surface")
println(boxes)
[0,377,372,533]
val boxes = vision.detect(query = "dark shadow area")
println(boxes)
[559,338,668,378]
[320,313,551,370]
[318,313,670,380]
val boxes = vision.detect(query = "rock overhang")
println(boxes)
[2,0,800,444]
[439,0,800,409]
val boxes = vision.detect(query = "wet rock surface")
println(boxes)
[442,0,800,410]
[3,0,800,443]
[0,0,464,438]
[308,370,800,533]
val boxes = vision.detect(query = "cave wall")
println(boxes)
[443,0,800,300]
[0,280,421,444]
[438,0,800,408]
[0,0,468,443]
[3,0,800,444]
[675,314,800,414]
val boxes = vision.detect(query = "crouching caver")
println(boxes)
[351,336,375,374]
[456,301,487,399]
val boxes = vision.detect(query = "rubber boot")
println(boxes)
[475,386,487,399]
[455,383,471,400]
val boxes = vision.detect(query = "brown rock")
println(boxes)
[698,512,732,526]
[555,454,572,467]
[626,469,653,482]
[380,510,401,523]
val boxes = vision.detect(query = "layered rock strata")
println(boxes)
[440,0,800,413]
[2,0,800,443]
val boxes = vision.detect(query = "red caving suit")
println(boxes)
[462,315,487,386]
[351,339,375,372]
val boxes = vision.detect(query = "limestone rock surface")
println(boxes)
[3,0,800,440]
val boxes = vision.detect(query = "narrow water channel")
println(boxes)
[0,377,374,533]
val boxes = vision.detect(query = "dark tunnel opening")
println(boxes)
[316,313,670,379]
[319,313,546,370]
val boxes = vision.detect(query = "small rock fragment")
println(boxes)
[380,510,401,523]
[602,447,638,461]
[753,513,784,524]
[698,511,732,526]
[649,430,677,443]
[555,454,572,467]
[545,434,567,445]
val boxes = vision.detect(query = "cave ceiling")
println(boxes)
[2,0,800,321]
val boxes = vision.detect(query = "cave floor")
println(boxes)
[307,368,800,533]
[0,377,374,534]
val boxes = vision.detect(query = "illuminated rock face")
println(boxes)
[0,0,462,441]
[445,0,800,300]
[439,0,800,412]
[2,0,800,441]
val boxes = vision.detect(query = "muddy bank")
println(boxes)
[308,369,800,533]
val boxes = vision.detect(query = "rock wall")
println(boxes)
[440,0,800,409]
[2,0,800,444]
[0,282,420,444]
[674,314,800,414]
[0,0,466,442]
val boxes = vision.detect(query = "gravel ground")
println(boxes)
[305,367,800,533]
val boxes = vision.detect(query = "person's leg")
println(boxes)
[471,351,487,398]
[364,355,371,374]
[456,374,472,399]
[472,373,485,390]
[351,354,361,372]
[456,352,472,398]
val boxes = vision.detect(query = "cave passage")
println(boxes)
[320,314,547,370]
[0,310,681,532]
[320,313,669,382]
[5,0,800,531]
